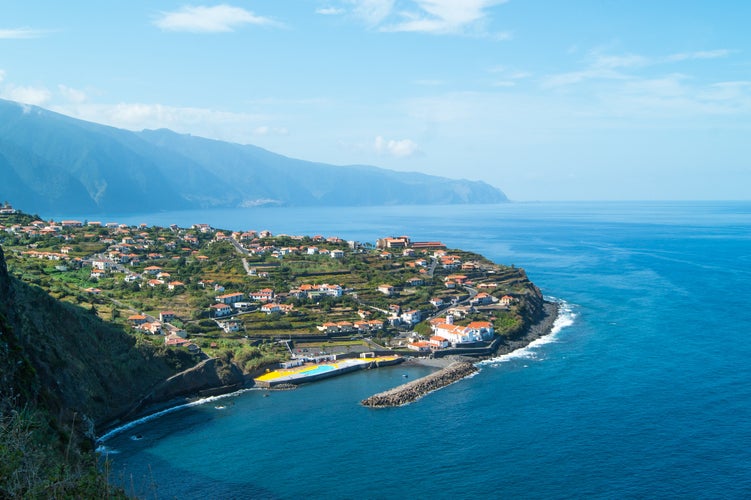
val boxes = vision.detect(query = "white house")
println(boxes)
[250,289,274,302]
[400,309,424,325]
[260,303,281,314]
[433,321,495,346]
[216,292,245,304]
[211,303,233,317]
[429,336,450,349]
[470,292,494,306]
[407,341,431,352]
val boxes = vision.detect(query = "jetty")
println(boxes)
[361,360,478,407]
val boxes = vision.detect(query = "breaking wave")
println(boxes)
[97,389,251,445]
[478,297,576,367]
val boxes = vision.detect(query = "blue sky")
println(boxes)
[2,1,750,201]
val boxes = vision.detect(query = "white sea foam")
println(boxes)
[96,388,251,444]
[478,297,576,367]
[95,444,120,455]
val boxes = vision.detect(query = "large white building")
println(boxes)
[432,321,495,346]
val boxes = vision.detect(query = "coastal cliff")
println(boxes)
[0,244,240,495]
[122,356,244,421]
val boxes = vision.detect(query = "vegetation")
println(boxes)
[0,403,126,498]
[0,209,544,359]
[0,207,545,495]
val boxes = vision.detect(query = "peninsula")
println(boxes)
[0,203,557,494]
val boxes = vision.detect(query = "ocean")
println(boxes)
[96,201,751,499]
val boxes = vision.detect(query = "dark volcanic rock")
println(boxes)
[361,361,478,408]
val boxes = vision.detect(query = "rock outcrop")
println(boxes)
[361,361,478,408]
[124,357,244,418]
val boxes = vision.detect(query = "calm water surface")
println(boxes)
[98,202,751,499]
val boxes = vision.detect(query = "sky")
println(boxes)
[1,1,750,201]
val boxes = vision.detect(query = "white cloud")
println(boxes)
[543,48,734,89]
[413,79,445,86]
[341,0,506,36]
[42,101,279,145]
[541,68,629,88]
[383,0,507,35]
[316,7,346,15]
[0,28,48,39]
[0,85,52,106]
[374,135,420,157]
[487,66,530,87]
[154,4,277,33]
[592,53,648,70]
[58,85,87,104]
[665,49,731,63]
[349,0,395,26]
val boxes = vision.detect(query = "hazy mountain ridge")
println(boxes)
[0,99,508,214]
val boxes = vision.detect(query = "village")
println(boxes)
[0,203,534,369]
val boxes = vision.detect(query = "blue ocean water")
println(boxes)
[98,201,751,499]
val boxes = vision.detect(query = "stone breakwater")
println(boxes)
[361,361,478,408]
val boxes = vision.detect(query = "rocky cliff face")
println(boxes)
[0,245,177,435]
[125,357,244,418]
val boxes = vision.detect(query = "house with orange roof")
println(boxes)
[432,320,494,346]
[500,295,515,306]
[318,322,340,334]
[470,292,494,306]
[216,292,245,304]
[406,277,425,287]
[354,320,370,331]
[368,319,385,330]
[90,268,106,279]
[159,311,176,322]
[164,333,190,347]
[210,303,232,317]
[260,303,281,314]
[128,314,147,325]
[429,336,450,349]
[407,341,431,352]
[250,289,274,302]
[137,322,163,335]
[376,236,410,249]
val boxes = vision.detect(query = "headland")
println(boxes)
[0,207,557,434]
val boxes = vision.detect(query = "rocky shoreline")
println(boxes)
[491,300,560,358]
[361,300,561,407]
[100,301,562,432]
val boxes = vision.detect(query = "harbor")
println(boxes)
[254,354,404,388]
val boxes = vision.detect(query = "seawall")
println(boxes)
[361,360,478,408]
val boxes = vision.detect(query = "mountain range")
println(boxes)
[0,99,507,215]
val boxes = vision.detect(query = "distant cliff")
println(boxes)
[0,98,508,215]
